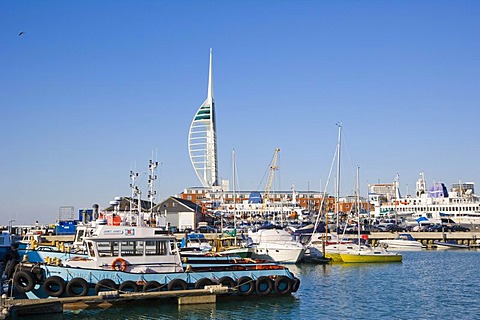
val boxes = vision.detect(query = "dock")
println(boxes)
[0,285,232,319]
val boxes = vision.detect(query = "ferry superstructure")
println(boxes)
[369,173,480,228]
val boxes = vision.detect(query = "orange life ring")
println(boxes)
[111,258,128,271]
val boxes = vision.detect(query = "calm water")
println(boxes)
[19,250,480,320]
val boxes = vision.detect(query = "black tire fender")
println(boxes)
[95,279,117,294]
[274,276,293,295]
[255,276,274,296]
[43,276,66,297]
[167,279,188,291]
[194,278,214,289]
[13,270,35,293]
[66,277,89,297]
[217,276,236,289]
[119,280,139,293]
[237,276,255,296]
[143,280,163,292]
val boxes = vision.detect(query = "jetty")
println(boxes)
[1,285,231,319]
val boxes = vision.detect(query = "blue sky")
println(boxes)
[1,1,479,224]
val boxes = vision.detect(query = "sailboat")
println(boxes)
[339,167,402,263]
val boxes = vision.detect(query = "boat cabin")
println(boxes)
[66,225,183,273]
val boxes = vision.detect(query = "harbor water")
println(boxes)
[16,250,479,320]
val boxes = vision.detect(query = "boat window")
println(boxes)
[145,240,169,256]
[97,241,119,257]
[75,229,85,243]
[0,237,4,245]
[87,241,95,257]
[121,241,144,256]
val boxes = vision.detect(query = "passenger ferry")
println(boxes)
[369,173,480,228]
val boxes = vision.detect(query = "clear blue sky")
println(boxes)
[1,1,479,224]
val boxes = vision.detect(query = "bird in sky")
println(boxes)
[18,31,25,36]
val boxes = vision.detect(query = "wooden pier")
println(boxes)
[0,285,232,319]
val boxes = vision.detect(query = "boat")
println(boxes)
[433,240,470,250]
[339,246,403,263]
[210,236,254,258]
[10,223,300,300]
[369,172,480,228]
[248,228,306,264]
[339,167,402,263]
[1,231,15,262]
[378,233,426,251]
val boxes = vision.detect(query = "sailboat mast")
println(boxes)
[232,149,236,230]
[356,166,361,242]
[335,123,342,235]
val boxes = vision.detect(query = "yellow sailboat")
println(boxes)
[340,167,402,263]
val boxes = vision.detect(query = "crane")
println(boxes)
[264,148,280,204]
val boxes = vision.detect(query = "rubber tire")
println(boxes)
[13,270,35,293]
[43,276,66,297]
[143,280,163,292]
[4,259,17,279]
[255,276,274,296]
[274,276,293,295]
[217,276,236,289]
[194,278,214,289]
[66,277,89,297]
[95,279,117,294]
[119,280,139,293]
[292,277,301,293]
[237,276,255,296]
[167,279,188,291]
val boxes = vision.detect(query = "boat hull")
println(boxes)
[340,252,402,263]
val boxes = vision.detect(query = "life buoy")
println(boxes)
[255,276,274,296]
[119,280,139,293]
[217,276,236,289]
[236,276,255,296]
[13,270,35,293]
[167,279,188,291]
[66,277,89,296]
[274,276,292,295]
[43,276,66,297]
[194,278,214,289]
[111,258,128,271]
[95,279,117,294]
[143,280,163,292]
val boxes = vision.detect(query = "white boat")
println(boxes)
[248,228,306,264]
[369,173,480,228]
[433,240,469,250]
[339,246,403,263]
[378,233,426,251]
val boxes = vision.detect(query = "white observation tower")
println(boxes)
[188,49,219,188]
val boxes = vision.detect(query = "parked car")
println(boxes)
[195,225,217,233]
[385,224,406,232]
[450,225,471,232]
[426,224,451,232]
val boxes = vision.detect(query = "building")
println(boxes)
[152,196,203,232]
[188,48,219,188]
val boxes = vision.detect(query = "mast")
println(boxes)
[335,123,342,235]
[232,149,237,231]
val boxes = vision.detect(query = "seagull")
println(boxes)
[18,32,25,36]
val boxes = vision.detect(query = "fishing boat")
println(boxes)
[378,234,426,251]
[10,224,300,300]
